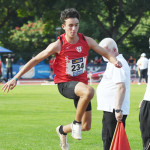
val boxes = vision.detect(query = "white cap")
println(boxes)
[141,53,146,57]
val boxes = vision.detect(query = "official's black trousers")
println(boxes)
[102,110,127,150]
[6,67,13,81]
[139,100,150,150]
[139,69,148,83]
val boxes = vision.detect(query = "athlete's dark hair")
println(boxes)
[60,8,80,24]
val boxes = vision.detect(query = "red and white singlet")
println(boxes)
[53,33,89,84]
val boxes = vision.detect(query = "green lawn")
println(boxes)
[0,84,146,150]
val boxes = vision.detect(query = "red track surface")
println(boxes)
[0,79,55,85]
[0,79,146,85]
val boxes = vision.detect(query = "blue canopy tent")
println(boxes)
[0,46,13,82]
[0,46,13,61]
[0,46,12,53]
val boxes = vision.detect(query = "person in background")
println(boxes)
[6,54,13,81]
[96,38,130,150]
[17,57,25,65]
[128,56,136,70]
[1,8,122,150]
[94,56,102,64]
[137,53,149,85]
[49,55,55,80]
[139,58,150,150]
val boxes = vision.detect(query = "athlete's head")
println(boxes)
[60,8,80,37]
[60,8,80,24]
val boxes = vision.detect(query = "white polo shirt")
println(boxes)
[148,59,150,76]
[137,57,149,70]
[143,59,150,101]
[97,54,130,115]
[143,84,150,101]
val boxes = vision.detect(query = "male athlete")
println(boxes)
[2,8,121,150]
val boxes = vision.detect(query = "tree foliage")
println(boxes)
[0,0,150,61]
[9,19,55,61]
[73,0,150,59]
[0,0,36,49]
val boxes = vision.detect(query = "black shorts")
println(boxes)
[139,100,150,150]
[57,81,91,111]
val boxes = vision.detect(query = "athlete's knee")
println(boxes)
[88,86,95,99]
[85,86,95,100]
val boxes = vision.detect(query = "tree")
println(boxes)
[75,0,150,59]
[46,0,150,59]
[0,0,37,48]
[0,0,150,60]
[78,0,150,42]
[9,19,55,62]
[126,11,150,59]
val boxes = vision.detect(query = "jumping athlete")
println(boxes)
[1,8,122,150]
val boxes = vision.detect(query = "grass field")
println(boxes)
[0,84,146,150]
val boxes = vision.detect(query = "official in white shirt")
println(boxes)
[96,38,130,150]
[137,53,149,84]
[139,59,150,150]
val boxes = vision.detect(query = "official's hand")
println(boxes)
[115,111,123,122]
[139,100,143,108]
[1,78,17,93]
[114,60,122,68]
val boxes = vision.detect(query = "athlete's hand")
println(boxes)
[1,78,17,93]
[114,60,122,68]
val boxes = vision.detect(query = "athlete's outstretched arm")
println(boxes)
[85,37,122,68]
[1,40,61,93]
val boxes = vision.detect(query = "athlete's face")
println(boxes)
[62,18,79,38]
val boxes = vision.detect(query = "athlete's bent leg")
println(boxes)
[56,81,94,141]
[70,83,94,140]
[74,82,94,122]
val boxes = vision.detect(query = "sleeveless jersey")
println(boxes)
[53,33,89,84]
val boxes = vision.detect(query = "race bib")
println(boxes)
[66,57,86,76]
